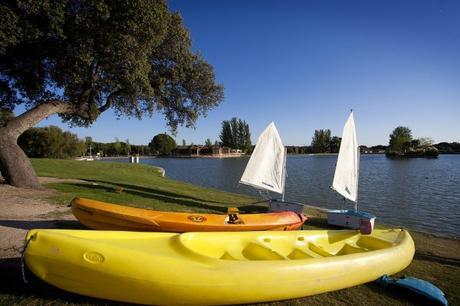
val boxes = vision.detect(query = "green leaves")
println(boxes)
[149,133,176,155]
[388,126,412,153]
[311,129,332,153]
[387,127,439,157]
[219,118,251,152]
[1,0,223,130]
[18,125,86,158]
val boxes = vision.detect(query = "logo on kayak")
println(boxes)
[83,251,105,264]
[188,215,207,223]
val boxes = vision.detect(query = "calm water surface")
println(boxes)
[108,155,460,238]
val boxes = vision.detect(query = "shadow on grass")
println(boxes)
[0,220,84,231]
[61,182,268,214]
[237,204,268,213]
[56,183,237,213]
[85,179,234,205]
[0,257,128,305]
[67,183,232,213]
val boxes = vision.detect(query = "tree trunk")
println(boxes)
[0,132,43,189]
[0,101,71,189]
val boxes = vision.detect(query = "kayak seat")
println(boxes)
[287,248,314,259]
[356,236,393,250]
[336,243,368,255]
[242,243,287,260]
[308,243,334,257]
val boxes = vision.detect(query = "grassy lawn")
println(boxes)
[0,158,458,305]
[32,158,259,213]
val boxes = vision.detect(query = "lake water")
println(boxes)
[107,155,460,238]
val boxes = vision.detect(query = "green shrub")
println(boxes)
[18,126,86,159]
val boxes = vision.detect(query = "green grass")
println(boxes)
[0,158,458,305]
[32,159,259,213]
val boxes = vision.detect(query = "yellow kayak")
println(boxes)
[24,229,414,305]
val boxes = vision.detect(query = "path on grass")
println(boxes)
[0,178,82,259]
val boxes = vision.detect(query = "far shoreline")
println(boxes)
[95,152,460,161]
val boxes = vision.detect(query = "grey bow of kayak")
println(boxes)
[377,274,448,306]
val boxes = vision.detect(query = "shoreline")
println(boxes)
[99,155,459,238]
[92,152,460,162]
[1,159,459,304]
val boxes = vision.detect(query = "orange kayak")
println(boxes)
[70,197,307,232]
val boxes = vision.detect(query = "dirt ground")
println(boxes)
[0,178,82,259]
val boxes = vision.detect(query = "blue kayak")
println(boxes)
[377,275,448,306]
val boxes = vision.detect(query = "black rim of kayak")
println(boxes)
[20,235,34,284]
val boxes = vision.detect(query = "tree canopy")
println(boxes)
[329,136,342,153]
[149,133,176,155]
[0,0,223,129]
[388,126,412,153]
[0,0,224,188]
[311,129,332,153]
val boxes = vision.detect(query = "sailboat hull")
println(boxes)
[327,210,376,233]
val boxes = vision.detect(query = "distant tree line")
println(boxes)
[360,145,388,153]
[219,118,252,153]
[15,124,458,160]
[286,146,312,154]
[91,138,153,157]
[434,142,460,154]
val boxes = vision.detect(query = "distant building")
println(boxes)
[172,145,241,158]
[360,145,387,154]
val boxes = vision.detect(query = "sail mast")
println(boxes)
[281,147,287,202]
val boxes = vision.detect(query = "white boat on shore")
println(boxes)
[328,111,376,233]
[75,156,94,161]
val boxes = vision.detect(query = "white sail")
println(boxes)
[332,112,359,202]
[240,122,286,194]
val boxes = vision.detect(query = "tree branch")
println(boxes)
[3,100,72,138]
[98,90,121,113]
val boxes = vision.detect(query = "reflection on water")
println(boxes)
[107,155,460,238]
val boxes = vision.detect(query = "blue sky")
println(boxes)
[30,0,460,146]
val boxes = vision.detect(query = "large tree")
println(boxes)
[329,136,341,153]
[0,0,223,188]
[219,117,251,152]
[219,121,233,148]
[311,129,332,153]
[243,122,252,153]
[149,133,176,155]
[388,126,412,153]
